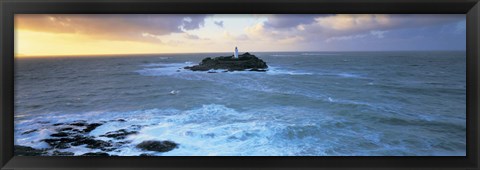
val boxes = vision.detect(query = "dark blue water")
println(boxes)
[14,51,466,156]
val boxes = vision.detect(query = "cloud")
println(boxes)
[315,14,461,33]
[184,33,200,40]
[223,31,249,41]
[16,14,209,42]
[244,23,307,45]
[141,32,164,42]
[214,21,224,28]
[264,14,323,28]
[278,36,305,44]
[249,14,464,45]
[325,34,368,43]
[15,14,466,53]
[324,31,387,43]
[236,34,250,41]
[181,15,208,30]
[370,30,388,38]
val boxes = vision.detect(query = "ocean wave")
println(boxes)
[270,54,294,57]
[142,63,167,67]
[266,66,314,76]
[335,73,361,78]
[14,105,324,156]
[315,72,365,79]
[135,62,369,106]
[14,105,370,156]
[14,103,465,156]
[136,62,194,76]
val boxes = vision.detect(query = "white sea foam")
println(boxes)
[336,73,361,78]
[316,72,364,78]
[137,62,364,82]
[266,66,314,76]
[15,104,329,156]
[17,104,395,156]
[14,102,465,156]
[137,62,315,77]
[270,54,293,57]
[137,62,193,76]
[142,63,166,67]
[158,57,171,60]
[328,97,334,102]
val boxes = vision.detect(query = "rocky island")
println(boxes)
[184,52,268,72]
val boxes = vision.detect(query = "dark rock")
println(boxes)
[21,129,37,135]
[44,121,111,151]
[184,53,268,72]
[53,123,65,126]
[44,134,112,150]
[58,126,85,133]
[43,138,74,149]
[116,119,126,122]
[56,143,70,149]
[130,125,146,130]
[43,138,76,149]
[71,136,112,149]
[58,127,74,131]
[82,123,103,133]
[117,141,132,145]
[136,140,178,152]
[139,153,154,156]
[100,147,117,152]
[14,145,46,156]
[33,120,129,155]
[50,132,70,137]
[81,152,110,156]
[51,150,74,156]
[100,129,138,140]
[70,122,88,127]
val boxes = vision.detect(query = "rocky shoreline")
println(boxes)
[184,52,268,72]
[15,120,179,156]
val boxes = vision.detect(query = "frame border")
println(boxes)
[1,0,479,169]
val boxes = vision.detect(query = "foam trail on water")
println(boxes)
[266,66,314,76]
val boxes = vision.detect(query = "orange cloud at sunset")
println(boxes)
[15,30,179,57]
[15,14,465,57]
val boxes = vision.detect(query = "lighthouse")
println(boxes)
[234,46,239,59]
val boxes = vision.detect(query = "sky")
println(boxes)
[15,14,466,57]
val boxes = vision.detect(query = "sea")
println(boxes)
[14,51,466,156]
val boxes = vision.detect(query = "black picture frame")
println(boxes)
[1,0,479,169]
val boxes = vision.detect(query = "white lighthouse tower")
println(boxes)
[234,46,239,59]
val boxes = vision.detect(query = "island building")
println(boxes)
[234,46,239,59]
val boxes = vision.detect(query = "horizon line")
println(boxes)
[15,49,467,58]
